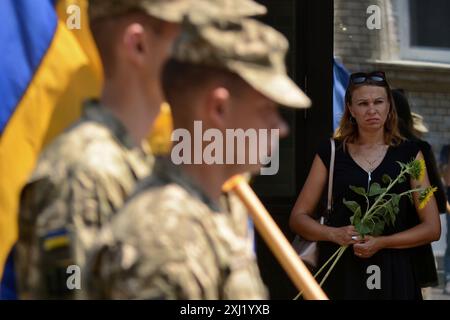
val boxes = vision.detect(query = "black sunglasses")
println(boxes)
[350,71,387,85]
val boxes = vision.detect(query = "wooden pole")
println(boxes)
[223,175,328,300]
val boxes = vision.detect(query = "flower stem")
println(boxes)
[293,245,342,300]
[362,167,410,223]
[367,187,424,219]
[399,188,424,197]
[319,245,348,287]
[313,246,342,279]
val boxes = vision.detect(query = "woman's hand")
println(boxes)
[353,236,384,258]
[328,225,361,246]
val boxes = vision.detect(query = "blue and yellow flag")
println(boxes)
[333,58,350,131]
[0,0,103,291]
[0,0,174,299]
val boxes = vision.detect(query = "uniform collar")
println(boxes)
[82,99,153,178]
[153,157,222,212]
[82,99,136,150]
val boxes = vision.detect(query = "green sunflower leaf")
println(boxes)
[349,185,367,196]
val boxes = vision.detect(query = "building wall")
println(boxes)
[334,0,450,160]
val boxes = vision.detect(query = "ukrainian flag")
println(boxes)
[0,0,103,298]
[333,58,349,131]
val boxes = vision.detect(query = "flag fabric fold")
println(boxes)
[333,58,350,131]
[0,0,103,292]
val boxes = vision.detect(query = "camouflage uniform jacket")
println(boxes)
[16,100,153,299]
[87,158,268,299]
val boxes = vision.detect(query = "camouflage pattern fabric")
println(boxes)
[87,158,267,299]
[16,100,153,299]
[173,17,311,109]
[88,0,266,23]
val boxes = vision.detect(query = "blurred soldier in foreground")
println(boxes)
[87,16,311,299]
[15,0,267,299]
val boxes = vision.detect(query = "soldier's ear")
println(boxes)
[206,87,231,128]
[122,23,148,65]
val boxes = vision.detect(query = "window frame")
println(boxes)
[396,0,450,64]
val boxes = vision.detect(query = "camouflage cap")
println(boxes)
[187,0,266,24]
[89,0,266,24]
[172,18,311,109]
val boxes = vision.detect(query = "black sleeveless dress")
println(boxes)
[316,139,423,300]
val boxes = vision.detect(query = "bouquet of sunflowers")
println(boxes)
[295,158,436,299]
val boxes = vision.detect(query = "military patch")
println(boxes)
[42,228,70,251]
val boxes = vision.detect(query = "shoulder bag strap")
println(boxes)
[327,138,336,212]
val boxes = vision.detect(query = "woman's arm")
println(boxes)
[380,151,441,248]
[420,141,447,213]
[354,151,441,258]
[289,154,359,246]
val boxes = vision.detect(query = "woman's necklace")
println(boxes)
[360,149,386,173]
[363,154,383,189]
[352,143,388,189]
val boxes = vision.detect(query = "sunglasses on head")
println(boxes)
[350,71,387,85]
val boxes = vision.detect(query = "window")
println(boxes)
[397,0,450,63]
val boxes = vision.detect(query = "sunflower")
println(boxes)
[418,186,437,210]
[407,159,426,181]
[417,159,426,182]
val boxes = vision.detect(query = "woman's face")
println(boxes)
[348,85,390,132]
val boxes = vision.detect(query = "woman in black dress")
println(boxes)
[289,71,441,300]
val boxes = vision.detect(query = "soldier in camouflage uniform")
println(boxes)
[86,16,311,300]
[15,0,267,299]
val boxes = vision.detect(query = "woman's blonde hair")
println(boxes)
[334,76,403,149]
